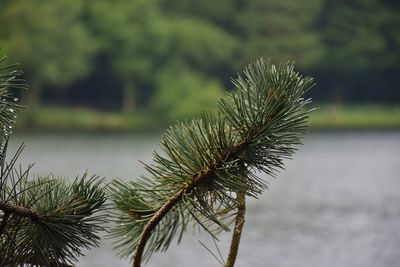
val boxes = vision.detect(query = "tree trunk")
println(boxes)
[23,80,41,108]
[122,80,135,112]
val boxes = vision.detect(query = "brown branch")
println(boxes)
[224,191,246,267]
[132,141,250,267]
[133,187,187,267]
[0,200,41,222]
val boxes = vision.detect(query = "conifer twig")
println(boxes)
[111,59,314,267]
[131,140,254,266]
[0,201,41,222]
[0,51,108,266]
[0,172,108,266]
[133,187,186,267]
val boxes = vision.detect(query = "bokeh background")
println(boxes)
[2,0,400,266]
[1,0,399,129]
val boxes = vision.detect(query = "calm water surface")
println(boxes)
[9,131,400,267]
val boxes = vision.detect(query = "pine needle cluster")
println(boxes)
[0,54,107,266]
[110,59,314,266]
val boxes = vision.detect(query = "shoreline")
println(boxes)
[14,104,400,132]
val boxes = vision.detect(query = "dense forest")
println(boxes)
[1,0,399,120]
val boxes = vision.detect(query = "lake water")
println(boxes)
[8,131,400,267]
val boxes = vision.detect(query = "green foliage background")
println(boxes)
[0,0,399,124]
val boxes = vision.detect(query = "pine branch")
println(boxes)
[133,186,188,267]
[0,200,41,221]
[0,151,107,266]
[0,51,108,266]
[110,59,314,266]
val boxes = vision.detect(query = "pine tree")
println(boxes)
[110,58,313,267]
[0,54,107,266]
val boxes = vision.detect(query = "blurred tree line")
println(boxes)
[0,0,399,119]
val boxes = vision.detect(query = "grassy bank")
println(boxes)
[310,105,400,129]
[15,106,156,132]
[15,104,400,132]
